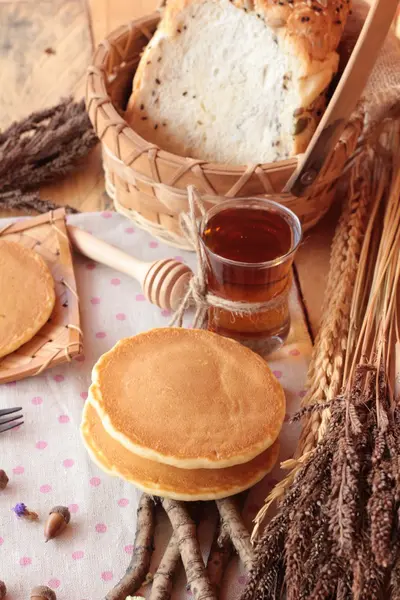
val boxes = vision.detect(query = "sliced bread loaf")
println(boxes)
[126,0,351,165]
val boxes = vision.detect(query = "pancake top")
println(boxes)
[91,328,285,469]
[0,240,55,359]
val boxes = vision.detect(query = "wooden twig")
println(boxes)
[161,498,217,600]
[105,494,156,600]
[216,498,254,572]
[149,532,181,600]
[206,522,233,595]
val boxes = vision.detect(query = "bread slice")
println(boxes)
[125,0,351,166]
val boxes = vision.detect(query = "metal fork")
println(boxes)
[0,407,23,433]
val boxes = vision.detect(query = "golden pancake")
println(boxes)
[90,328,285,469]
[0,240,55,359]
[82,399,279,501]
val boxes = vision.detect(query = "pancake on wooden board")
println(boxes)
[90,328,285,469]
[82,399,280,501]
[0,240,55,359]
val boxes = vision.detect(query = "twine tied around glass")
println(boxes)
[170,186,292,330]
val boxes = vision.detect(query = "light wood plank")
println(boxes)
[88,0,159,46]
[0,0,92,129]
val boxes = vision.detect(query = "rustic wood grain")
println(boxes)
[88,0,159,46]
[0,0,91,128]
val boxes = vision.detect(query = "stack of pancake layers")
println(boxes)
[81,328,285,501]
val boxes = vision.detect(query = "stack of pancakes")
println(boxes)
[81,328,285,501]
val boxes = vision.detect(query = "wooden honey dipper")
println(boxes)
[67,225,192,310]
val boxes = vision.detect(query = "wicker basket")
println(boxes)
[86,12,363,250]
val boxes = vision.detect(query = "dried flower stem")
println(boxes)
[105,494,156,600]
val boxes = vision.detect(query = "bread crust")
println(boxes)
[126,0,350,163]
[163,0,350,63]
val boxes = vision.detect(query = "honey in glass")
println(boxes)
[200,198,302,355]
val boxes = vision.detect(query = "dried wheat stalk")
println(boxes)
[243,122,400,600]
[252,152,372,537]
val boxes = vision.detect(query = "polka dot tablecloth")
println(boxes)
[0,212,312,599]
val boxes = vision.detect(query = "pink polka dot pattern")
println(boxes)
[101,211,113,219]
[273,370,283,379]
[13,466,24,475]
[117,498,129,507]
[0,214,312,597]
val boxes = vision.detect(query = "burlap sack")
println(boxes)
[344,0,400,132]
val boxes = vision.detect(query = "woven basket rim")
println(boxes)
[86,11,359,176]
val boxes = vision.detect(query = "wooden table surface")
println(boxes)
[0,0,348,338]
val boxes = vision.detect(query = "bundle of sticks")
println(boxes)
[105,495,254,600]
[242,123,400,598]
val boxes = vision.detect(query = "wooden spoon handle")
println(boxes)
[67,225,149,284]
[287,0,398,197]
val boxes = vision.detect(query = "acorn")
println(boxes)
[0,470,8,491]
[44,505,70,542]
[0,580,6,599]
[30,585,56,600]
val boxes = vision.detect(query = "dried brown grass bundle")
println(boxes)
[0,97,97,194]
[0,97,97,214]
[243,122,400,600]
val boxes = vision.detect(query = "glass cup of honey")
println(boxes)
[200,198,302,356]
